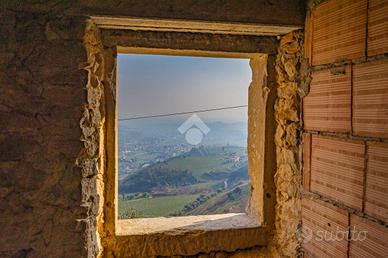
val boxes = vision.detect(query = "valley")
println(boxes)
[118,120,249,219]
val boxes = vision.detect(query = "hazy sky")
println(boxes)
[118,54,251,123]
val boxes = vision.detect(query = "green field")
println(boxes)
[160,156,231,179]
[118,146,249,218]
[118,194,200,218]
[185,184,249,215]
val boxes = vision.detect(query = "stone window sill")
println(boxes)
[116,213,260,235]
[112,213,269,257]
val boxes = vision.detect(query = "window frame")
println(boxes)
[100,30,277,257]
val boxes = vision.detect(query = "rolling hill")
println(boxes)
[118,146,249,218]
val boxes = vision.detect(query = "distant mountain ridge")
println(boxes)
[118,120,247,147]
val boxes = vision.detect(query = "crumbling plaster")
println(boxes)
[272,31,306,257]
[80,21,107,258]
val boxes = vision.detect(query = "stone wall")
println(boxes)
[5,0,304,27]
[0,2,306,257]
[302,0,388,256]
[0,9,92,257]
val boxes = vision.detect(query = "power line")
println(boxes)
[118,104,248,121]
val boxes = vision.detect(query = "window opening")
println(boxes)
[117,54,251,219]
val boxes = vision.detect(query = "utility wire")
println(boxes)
[118,104,248,121]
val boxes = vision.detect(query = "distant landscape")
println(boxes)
[118,119,249,219]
